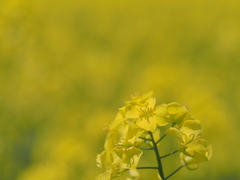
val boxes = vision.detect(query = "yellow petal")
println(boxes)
[192,151,209,163]
[128,169,140,178]
[141,91,153,101]
[197,138,212,160]
[185,162,199,170]
[165,127,184,142]
[180,120,202,137]
[117,123,129,140]
[125,124,145,145]
[154,104,168,116]
[155,116,169,126]
[147,97,156,108]
[136,118,157,132]
[109,117,128,130]
[96,154,102,168]
[182,147,194,157]
[97,151,114,171]
[188,142,206,156]
[180,153,199,170]
[96,171,111,180]
[104,133,118,150]
[167,102,188,124]
[121,147,143,169]
[124,106,139,118]
[167,102,187,114]
[153,128,161,142]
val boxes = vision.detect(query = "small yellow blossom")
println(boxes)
[166,120,212,169]
[121,96,169,132]
[166,102,189,124]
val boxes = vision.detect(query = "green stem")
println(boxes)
[156,123,176,144]
[164,163,186,180]
[156,133,167,144]
[149,131,165,179]
[160,150,179,159]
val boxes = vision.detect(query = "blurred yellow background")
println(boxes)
[0,0,240,179]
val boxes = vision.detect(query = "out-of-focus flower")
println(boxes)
[96,150,124,180]
[110,92,170,132]
[97,121,144,179]
[166,120,212,170]
[96,144,143,179]
[120,96,169,132]
[135,98,169,132]
[180,138,212,170]
[119,91,154,113]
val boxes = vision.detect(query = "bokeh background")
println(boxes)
[1,0,240,179]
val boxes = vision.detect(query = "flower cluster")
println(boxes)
[96,92,212,179]
[165,104,212,170]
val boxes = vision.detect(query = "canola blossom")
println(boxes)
[96,92,212,180]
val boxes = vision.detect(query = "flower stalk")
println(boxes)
[160,150,179,159]
[165,163,186,180]
[149,131,165,179]
[156,133,167,144]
